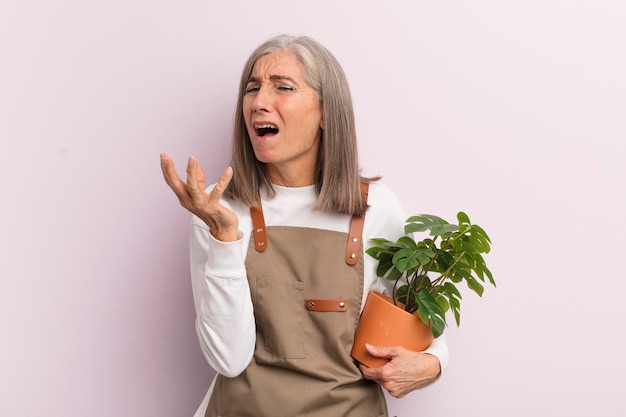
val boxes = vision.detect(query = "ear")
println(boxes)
[319,115,324,130]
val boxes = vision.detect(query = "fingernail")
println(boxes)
[365,343,373,349]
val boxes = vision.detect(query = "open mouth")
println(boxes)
[254,124,279,137]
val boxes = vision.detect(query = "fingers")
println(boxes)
[208,166,234,206]
[160,154,238,237]
[359,345,405,380]
[160,152,176,185]
[160,153,189,200]
[186,156,207,197]
[360,347,441,398]
[160,153,218,209]
[365,344,400,359]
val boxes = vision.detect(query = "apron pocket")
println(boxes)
[255,277,305,359]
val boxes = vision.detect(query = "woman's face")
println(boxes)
[243,50,323,185]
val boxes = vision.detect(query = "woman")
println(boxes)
[161,34,448,417]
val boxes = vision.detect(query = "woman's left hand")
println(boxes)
[359,344,441,398]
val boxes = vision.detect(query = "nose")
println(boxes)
[251,85,272,113]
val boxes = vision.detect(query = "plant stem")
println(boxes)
[427,232,467,287]
[430,250,466,287]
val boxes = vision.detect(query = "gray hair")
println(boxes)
[224,34,371,215]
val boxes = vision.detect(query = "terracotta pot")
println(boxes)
[351,291,434,368]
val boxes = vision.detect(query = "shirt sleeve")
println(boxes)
[189,216,256,378]
[422,333,449,371]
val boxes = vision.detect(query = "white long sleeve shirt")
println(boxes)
[189,182,449,416]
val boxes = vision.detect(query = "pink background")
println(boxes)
[1,1,624,416]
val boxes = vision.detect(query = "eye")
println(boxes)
[278,85,294,92]
[245,85,259,94]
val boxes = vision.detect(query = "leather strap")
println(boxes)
[251,182,369,258]
[250,204,268,252]
[345,182,369,265]
[305,299,349,312]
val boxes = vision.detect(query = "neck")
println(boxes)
[267,164,315,187]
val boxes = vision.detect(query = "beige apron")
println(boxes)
[206,187,388,417]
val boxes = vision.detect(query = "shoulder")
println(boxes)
[366,181,405,215]
[363,181,407,240]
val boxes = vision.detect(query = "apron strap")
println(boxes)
[250,203,268,252]
[250,182,370,260]
[345,182,369,265]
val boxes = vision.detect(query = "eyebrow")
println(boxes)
[246,74,300,87]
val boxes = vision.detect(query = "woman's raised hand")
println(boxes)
[160,153,239,242]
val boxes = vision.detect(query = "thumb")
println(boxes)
[365,343,399,359]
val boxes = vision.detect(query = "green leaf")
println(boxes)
[365,246,389,261]
[457,211,470,225]
[415,290,447,338]
[384,267,403,281]
[375,258,394,277]
[442,283,462,326]
[405,214,450,236]
[484,266,496,287]
[434,293,450,313]
[416,250,435,265]
[466,276,485,297]
[393,249,420,272]
[429,224,447,236]
[395,285,408,306]
[397,236,418,250]
[405,222,429,233]
[392,246,435,272]
[471,225,492,250]
[411,274,432,292]
[442,282,462,299]
[406,214,446,225]
[450,296,461,326]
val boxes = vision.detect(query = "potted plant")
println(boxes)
[351,211,495,367]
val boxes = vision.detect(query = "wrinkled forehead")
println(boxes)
[249,50,304,81]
